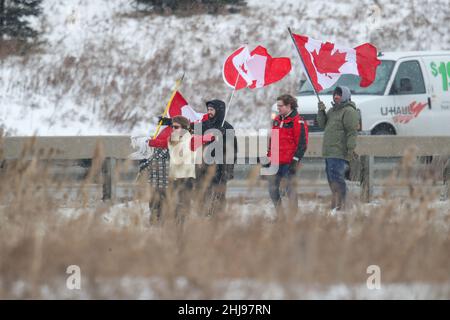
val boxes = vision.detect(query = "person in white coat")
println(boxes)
[148,115,212,224]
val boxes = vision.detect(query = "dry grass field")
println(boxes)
[0,141,449,299]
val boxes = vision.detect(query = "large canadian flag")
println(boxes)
[223,45,291,90]
[152,91,203,145]
[291,33,381,92]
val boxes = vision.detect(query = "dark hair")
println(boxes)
[277,94,298,110]
[172,115,190,130]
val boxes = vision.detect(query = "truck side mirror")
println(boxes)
[399,78,413,93]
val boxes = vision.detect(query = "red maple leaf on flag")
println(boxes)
[311,42,347,74]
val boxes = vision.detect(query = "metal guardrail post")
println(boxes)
[102,157,116,201]
[360,155,374,203]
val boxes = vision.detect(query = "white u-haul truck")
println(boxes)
[286,51,450,136]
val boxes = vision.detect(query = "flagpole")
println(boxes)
[152,72,185,139]
[287,27,321,102]
[221,73,240,127]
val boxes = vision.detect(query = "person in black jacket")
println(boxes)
[194,99,238,216]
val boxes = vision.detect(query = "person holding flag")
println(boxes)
[222,46,294,215]
[158,99,238,217]
[148,115,213,224]
[317,87,359,213]
[193,99,238,217]
[288,29,381,213]
[144,79,212,224]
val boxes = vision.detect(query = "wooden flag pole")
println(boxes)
[152,73,185,139]
[221,73,240,127]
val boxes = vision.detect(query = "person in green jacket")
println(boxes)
[317,86,359,212]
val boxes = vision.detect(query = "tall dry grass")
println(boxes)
[0,140,449,299]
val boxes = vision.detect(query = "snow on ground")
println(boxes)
[1,0,449,136]
[54,197,450,230]
[6,276,450,299]
[2,194,449,299]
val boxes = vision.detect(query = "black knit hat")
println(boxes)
[333,86,343,96]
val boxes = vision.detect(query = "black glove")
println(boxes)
[288,159,299,175]
[158,116,172,126]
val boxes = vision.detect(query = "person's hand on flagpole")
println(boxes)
[157,116,172,126]
[318,101,326,112]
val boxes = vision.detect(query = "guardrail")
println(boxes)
[1,135,449,202]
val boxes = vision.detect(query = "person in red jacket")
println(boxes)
[266,94,308,214]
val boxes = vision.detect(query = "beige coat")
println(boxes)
[168,132,197,180]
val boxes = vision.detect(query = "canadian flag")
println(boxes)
[223,45,291,90]
[152,91,203,145]
[291,33,381,92]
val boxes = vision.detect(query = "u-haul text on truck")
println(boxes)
[289,51,450,136]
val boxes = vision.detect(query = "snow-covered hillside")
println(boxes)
[1,0,449,136]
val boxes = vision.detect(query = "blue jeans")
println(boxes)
[325,158,348,209]
[268,164,298,212]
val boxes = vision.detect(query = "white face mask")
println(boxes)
[171,126,188,141]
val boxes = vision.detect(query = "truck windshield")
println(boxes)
[298,60,395,95]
